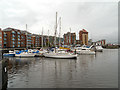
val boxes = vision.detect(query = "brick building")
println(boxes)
[31,34,41,48]
[79,29,88,45]
[63,32,76,45]
[20,31,26,48]
[0,28,2,48]
[2,28,21,48]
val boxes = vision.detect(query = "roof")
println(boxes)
[80,29,88,33]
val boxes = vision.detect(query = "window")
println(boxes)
[13,45,15,47]
[12,38,15,41]
[12,31,15,34]
[17,32,20,34]
[12,35,15,37]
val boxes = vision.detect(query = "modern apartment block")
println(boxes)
[0,28,2,48]
[2,28,32,48]
[31,34,41,48]
[79,29,88,45]
[63,32,76,45]
[20,31,26,48]
[1,27,63,48]
[2,28,20,48]
[24,31,32,48]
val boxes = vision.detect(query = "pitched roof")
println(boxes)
[81,29,88,32]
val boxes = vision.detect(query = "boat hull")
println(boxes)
[44,53,77,59]
[15,53,35,58]
[76,50,95,55]
[3,54,15,57]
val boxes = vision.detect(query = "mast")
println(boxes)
[48,29,49,47]
[26,24,28,49]
[42,27,43,49]
[54,12,57,53]
[59,17,61,47]
[69,28,71,47]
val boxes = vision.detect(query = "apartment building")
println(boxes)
[0,28,2,48]
[63,32,76,45]
[79,29,88,45]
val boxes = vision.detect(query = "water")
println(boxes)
[2,49,118,88]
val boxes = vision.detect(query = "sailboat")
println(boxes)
[43,12,77,59]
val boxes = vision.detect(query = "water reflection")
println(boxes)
[1,49,118,88]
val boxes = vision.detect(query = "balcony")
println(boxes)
[13,45,15,47]
[18,38,20,41]
[12,42,15,44]
[4,38,7,40]
[18,35,20,38]
[12,31,15,34]
[17,32,20,34]
[12,35,15,37]
[4,42,7,44]
[12,38,15,41]
[4,34,7,37]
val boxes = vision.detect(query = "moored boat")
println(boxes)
[95,45,103,52]
[44,52,77,59]
[15,51,35,57]
[3,51,15,57]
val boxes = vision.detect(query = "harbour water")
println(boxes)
[1,49,118,88]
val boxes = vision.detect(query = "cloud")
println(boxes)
[0,0,118,43]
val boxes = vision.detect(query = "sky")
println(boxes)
[0,0,119,44]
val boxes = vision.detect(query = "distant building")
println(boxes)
[76,40,81,45]
[88,39,92,46]
[31,34,41,48]
[79,29,88,45]
[96,39,106,46]
[63,32,76,45]
[0,28,2,48]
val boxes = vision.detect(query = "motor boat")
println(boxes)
[3,51,15,57]
[74,45,95,55]
[95,45,103,52]
[15,51,35,57]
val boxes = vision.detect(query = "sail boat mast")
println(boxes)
[69,28,71,46]
[54,12,57,53]
[26,24,28,49]
[42,27,43,49]
[48,29,49,47]
[59,17,61,47]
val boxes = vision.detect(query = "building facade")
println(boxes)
[0,28,2,48]
[63,32,76,45]
[96,39,106,46]
[2,28,20,48]
[31,34,41,48]
[79,29,88,45]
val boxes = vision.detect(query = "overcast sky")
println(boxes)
[0,0,118,44]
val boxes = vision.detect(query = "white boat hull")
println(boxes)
[15,53,35,57]
[44,53,77,59]
[76,50,95,55]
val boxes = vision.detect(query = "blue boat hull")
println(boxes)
[3,54,15,57]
